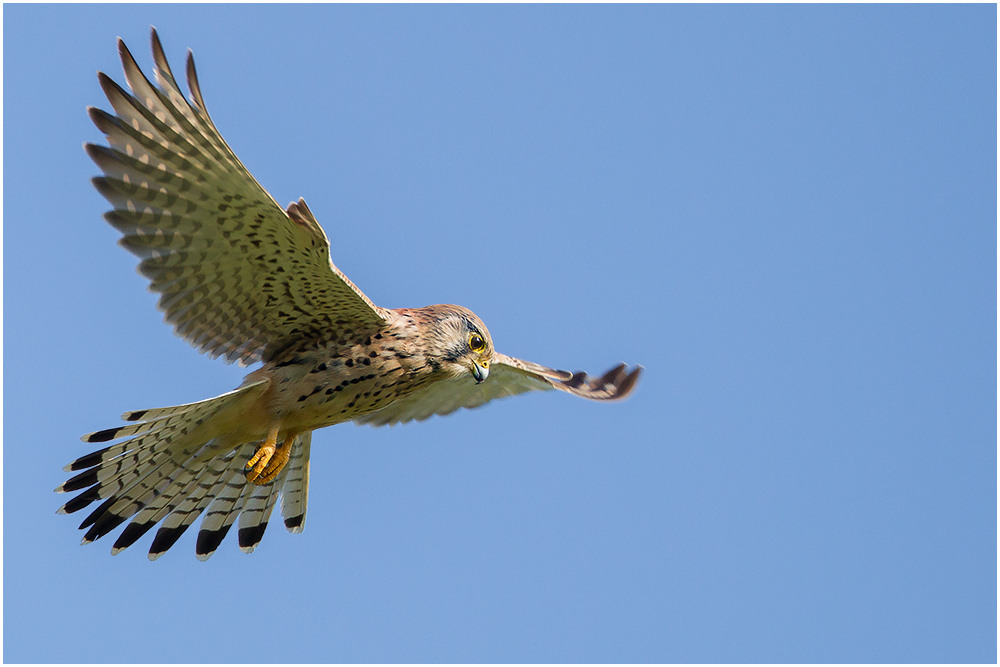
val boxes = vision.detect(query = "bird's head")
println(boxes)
[418,304,495,383]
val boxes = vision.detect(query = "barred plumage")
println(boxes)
[58,29,640,560]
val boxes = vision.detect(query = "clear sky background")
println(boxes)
[3,4,996,663]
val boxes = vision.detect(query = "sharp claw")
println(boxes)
[245,432,293,485]
[245,446,274,483]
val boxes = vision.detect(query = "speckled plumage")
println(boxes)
[57,29,642,560]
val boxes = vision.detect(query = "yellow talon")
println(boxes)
[246,428,293,485]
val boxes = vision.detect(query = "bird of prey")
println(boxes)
[56,29,642,561]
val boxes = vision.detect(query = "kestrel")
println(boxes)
[56,30,642,560]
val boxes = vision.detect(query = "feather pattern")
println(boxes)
[60,29,642,561]
[110,451,219,555]
[280,433,311,533]
[237,472,285,553]
[195,445,257,561]
[56,380,311,559]
[355,355,642,426]
[86,28,389,366]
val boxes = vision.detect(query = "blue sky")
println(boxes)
[3,4,995,663]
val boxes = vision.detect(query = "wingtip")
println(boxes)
[87,105,109,126]
[614,364,642,400]
[149,26,173,78]
[149,26,162,51]
[116,36,136,71]
[185,49,203,108]
[95,70,116,92]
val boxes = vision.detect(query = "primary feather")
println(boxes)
[59,28,640,560]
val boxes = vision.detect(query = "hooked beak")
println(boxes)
[471,361,490,384]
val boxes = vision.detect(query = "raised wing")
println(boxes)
[86,29,389,365]
[355,354,641,427]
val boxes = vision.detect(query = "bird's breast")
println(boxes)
[259,336,438,431]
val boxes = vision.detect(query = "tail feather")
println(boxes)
[111,447,228,555]
[77,495,116,530]
[147,449,248,560]
[61,380,266,486]
[72,435,203,534]
[115,454,205,532]
[147,460,231,561]
[58,380,268,505]
[63,420,184,478]
[83,452,197,541]
[58,381,313,559]
[90,436,227,534]
[280,433,311,533]
[237,468,286,553]
[120,381,268,423]
[195,445,256,561]
[59,425,181,495]
[81,502,131,544]
[126,448,232,531]
[121,395,227,423]
[81,419,163,444]
[81,398,211,442]
[196,491,248,560]
[78,440,219,544]
[103,465,199,553]
[62,445,115,473]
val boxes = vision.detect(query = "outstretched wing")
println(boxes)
[87,29,388,365]
[354,354,642,427]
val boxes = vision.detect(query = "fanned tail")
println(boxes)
[56,380,313,560]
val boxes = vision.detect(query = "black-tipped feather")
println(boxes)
[196,525,233,559]
[63,487,103,516]
[149,522,194,558]
[113,520,158,553]
[65,446,114,471]
[63,27,640,563]
[83,507,129,542]
[84,426,125,443]
[238,523,268,551]
[60,468,101,493]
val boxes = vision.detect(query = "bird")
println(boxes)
[56,29,642,561]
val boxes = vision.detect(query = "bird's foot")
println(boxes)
[246,429,292,485]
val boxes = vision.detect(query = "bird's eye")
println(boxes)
[469,333,486,353]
